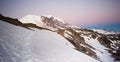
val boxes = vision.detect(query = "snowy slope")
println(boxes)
[60,27,120,62]
[82,36,114,62]
[0,21,98,62]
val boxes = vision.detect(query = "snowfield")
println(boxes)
[0,21,98,62]
[19,15,44,27]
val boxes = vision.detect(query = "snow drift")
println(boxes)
[0,21,98,62]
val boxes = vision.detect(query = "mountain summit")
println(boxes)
[19,15,68,30]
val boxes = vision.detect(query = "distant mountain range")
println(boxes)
[0,14,120,62]
[81,23,120,32]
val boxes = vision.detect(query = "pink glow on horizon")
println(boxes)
[0,0,120,26]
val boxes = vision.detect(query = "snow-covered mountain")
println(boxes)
[0,14,120,62]
[19,15,68,30]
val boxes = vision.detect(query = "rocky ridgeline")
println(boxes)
[57,27,120,61]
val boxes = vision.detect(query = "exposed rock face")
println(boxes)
[57,27,120,61]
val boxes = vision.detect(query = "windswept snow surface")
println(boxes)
[0,21,98,62]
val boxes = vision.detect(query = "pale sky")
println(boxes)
[0,0,120,25]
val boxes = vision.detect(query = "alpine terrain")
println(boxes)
[0,14,120,62]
